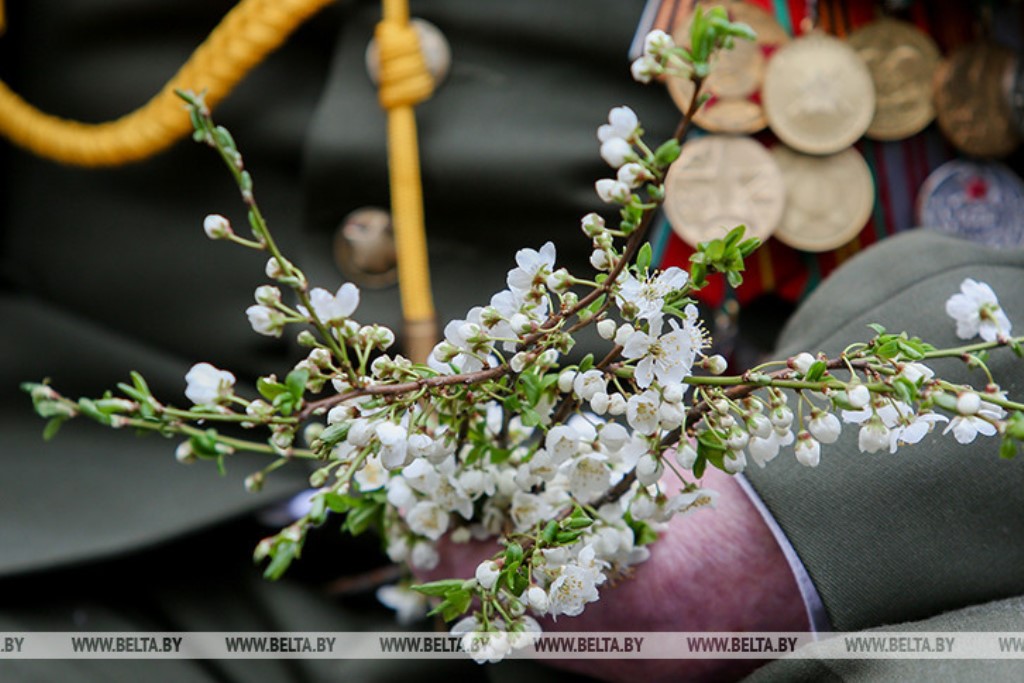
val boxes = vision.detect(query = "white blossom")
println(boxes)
[405,501,449,541]
[507,242,557,295]
[944,399,1006,444]
[308,283,360,323]
[626,389,661,435]
[945,278,1012,342]
[354,453,387,491]
[526,586,549,613]
[546,548,604,618]
[622,315,695,389]
[567,455,611,502]
[377,584,428,625]
[615,267,688,321]
[573,369,607,401]
[410,540,439,570]
[184,362,236,405]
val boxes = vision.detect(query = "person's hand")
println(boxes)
[425,467,809,682]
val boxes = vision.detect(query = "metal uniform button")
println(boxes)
[365,18,452,87]
[333,208,399,288]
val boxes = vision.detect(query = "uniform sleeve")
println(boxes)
[743,230,1024,632]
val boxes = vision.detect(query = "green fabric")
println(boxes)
[744,231,1024,633]
[746,596,1024,683]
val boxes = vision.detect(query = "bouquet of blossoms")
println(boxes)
[23,8,1024,663]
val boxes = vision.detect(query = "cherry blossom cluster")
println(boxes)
[23,20,1024,666]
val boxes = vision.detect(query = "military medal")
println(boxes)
[933,42,1019,159]
[666,0,790,134]
[771,145,875,252]
[333,207,399,288]
[916,160,1024,248]
[846,17,940,141]
[762,31,876,155]
[663,134,785,247]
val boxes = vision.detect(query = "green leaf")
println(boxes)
[804,360,827,383]
[867,323,887,336]
[692,452,707,478]
[344,500,382,536]
[441,590,472,621]
[262,541,298,581]
[325,492,357,513]
[636,242,653,274]
[412,579,466,597]
[541,520,558,545]
[42,417,66,441]
[999,437,1018,460]
[286,369,309,401]
[257,376,287,401]
[653,139,681,167]
[578,354,595,373]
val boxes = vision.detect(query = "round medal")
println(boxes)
[917,160,1024,248]
[663,134,785,247]
[933,42,1019,158]
[762,32,876,155]
[666,0,790,134]
[771,145,875,252]
[847,18,940,141]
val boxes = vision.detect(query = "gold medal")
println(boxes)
[847,18,940,141]
[770,145,875,252]
[663,134,785,247]
[666,0,790,134]
[762,32,876,155]
[933,41,1019,159]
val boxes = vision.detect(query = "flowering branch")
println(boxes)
[22,6,1024,665]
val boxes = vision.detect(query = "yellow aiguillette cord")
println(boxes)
[0,0,439,361]
[374,0,437,363]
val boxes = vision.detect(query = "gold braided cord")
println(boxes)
[376,0,437,360]
[0,0,335,167]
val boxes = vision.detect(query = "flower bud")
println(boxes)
[607,393,627,415]
[747,413,772,439]
[674,443,698,469]
[596,318,617,340]
[475,561,501,591]
[527,586,549,613]
[581,213,606,237]
[848,383,871,409]
[808,410,841,444]
[636,453,663,486]
[790,352,815,376]
[795,431,821,467]
[203,213,233,239]
[557,370,577,394]
[510,352,529,373]
[175,441,196,464]
[956,391,981,416]
[595,178,631,204]
[705,354,728,375]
